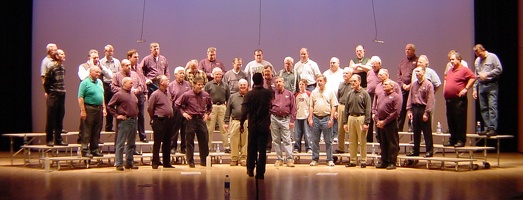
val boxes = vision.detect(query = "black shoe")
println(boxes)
[77,138,81,144]
[92,151,104,157]
[406,152,419,156]
[478,130,487,136]
[133,151,142,155]
[180,149,186,154]
[361,163,367,168]
[443,142,455,147]
[454,141,465,147]
[140,138,148,143]
[376,163,388,169]
[81,151,93,158]
[105,129,114,132]
[189,163,195,168]
[163,165,175,168]
[200,162,206,167]
[247,171,254,177]
[334,149,345,154]
[61,129,68,133]
[125,164,139,169]
[255,174,264,179]
[98,140,104,144]
[116,166,124,171]
[486,130,497,137]
[152,165,159,169]
[386,163,396,170]
[46,141,54,147]
[424,152,434,157]
[345,163,357,167]
[224,149,231,154]
[54,140,68,146]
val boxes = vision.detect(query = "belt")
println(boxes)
[232,117,241,121]
[126,116,137,120]
[191,114,204,119]
[272,114,288,118]
[349,114,364,117]
[154,115,173,119]
[314,115,329,119]
[412,104,426,107]
[213,102,224,105]
[85,103,102,108]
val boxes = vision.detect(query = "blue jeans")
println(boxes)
[115,118,137,167]
[478,82,498,131]
[311,116,333,162]
[294,119,311,152]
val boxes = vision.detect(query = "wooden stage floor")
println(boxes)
[1,151,523,200]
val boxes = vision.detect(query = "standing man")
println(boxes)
[262,65,275,153]
[343,74,371,168]
[140,42,169,97]
[245,49,274,87]
[107,77,139,170]
[240,73,274,179]
[223,58,247,94]
[335,67,353,153]
[271,77,297,167]
[78,66,106,158]
[147,75,175,169]
[198,47,226,82]
[324,57,344,143]
[366,56,382,142]
[176,77,212,168]
[294,48,321,92]
[411,55,441,92]
[308,75,338,167]
[43,49,68,146]
[168,66,192,154]
[349,45,372,88]
[40,43,58,84]
[127,49,148,143]
[204,68,231,153]
[443,52,475,147]
[374,80,402,170]
[397,44,419,131]
[473,44,503,136]
[224,79,249,166]
[406,67,435,157]
[278,57,300,94]
[100,45,120,132]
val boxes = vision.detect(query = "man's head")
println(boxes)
[383,80,394,93]
[329,57,340,71]
[413,66,425,82]
[212,67,223,83]
[121,59,131,74]
[89,66,101,80]
[377,69,389,82]
[298,79,308,92]
[263,65,273,80]
[449,52,462,68]
[127,49,139,66]
[187,59,198,70]
[254,49,263,63]
[104,44,114,59]
[473,44,487,59]
[252,73,263,86]
[350,74,361,89]
[417,55,429,68]
[238,79,248,95]
[158,74,169,89]
[316,74,327,89]
[122,77,133,91]
[46,43,57,57]
[274,77,285,91]
[284,57,294,71]
[405,43,416,58]
[207,47,217,61]
[370,56,382,72]
[232,58,242,71]
[355,45,365,59]
[53,49,66,62]
[343,67,354,82]
[299,48,309,62]
[150,42,160,57]
[192,77,205,93]
[88,49,100,65]
[174,66,185,82]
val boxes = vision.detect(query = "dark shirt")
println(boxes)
[240,86,274,129]
[147,89,173,117]
[44,63,66,94]
[176,90,213,116]
[107,88,139,118]
[337,81,352,105]
[111,71,145,94]
[343,87,372,124]
[140,54,169,82]
[224,92,245,123]
[373,80,402,115]
[198,59,226,81]
[168,79,192,107]
[270,88,297,121]
[375,91,402,126]
[351,57,370,87]
[406,79,435,116]
[204,80,230,104]
[444,66,475,99]
[397,55,418,87]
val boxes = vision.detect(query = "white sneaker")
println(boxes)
[274,160,283,167]
[333,138,338,143]
[328,161,335,167]
[310,160,318,166]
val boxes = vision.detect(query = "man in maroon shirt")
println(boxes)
[443,52,476,147]
[147,75,174,169]
[374,80,402,170]
[365,56,382,143]
[107,77,139,170]
[397,44,419,132]
[198,47,226,82]
[176,77,212,168]
[140,42,169,97]
[127,49,148,143]
[270,77,297,167]
[168,66,192,155]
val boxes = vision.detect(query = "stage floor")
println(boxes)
[1,151,523,200]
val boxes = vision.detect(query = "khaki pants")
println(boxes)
[348,115,367,163]
[229,119,248,161]
[206,104,228,149]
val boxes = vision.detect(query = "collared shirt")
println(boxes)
[398,55,418,87]
[175,90,212,116]
[244,60,274,87]
[337,81,352,105]
[140,54,169,81]
[40,56,54,77]
[323,68,344,96]
[310,87,338,117]
[349,57,371,87]
[100,57,121,83]
[366,69,380,95]
[271,88,296,121]
[295,91,310,119]
[204,80,230,105]
[78,77,104,105]
[375,91,402,126]
[294,59,321,85]
[373,80,402,115]
[411,67,441,89]
[278,69,300,93]
[130,64,147,94]
[444,66,475,99]
[147,89,173,117]
[474,51,503,86]
[343,87,371,124]
[44,63,66,94]
[240,86,274,128]
[406,79,435,116]
[107,88,139,118]
[223,69,248,94]
[78,62,113,81]
[185,68,208,86]
[168,79,192,106]
[224,92,245,123]
[111,71,146,95]
[198,58,226,81]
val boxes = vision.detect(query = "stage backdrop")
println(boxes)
[32,0,474,133]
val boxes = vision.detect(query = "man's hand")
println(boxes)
[80,110,87,120]
[224,124,229,131]
[472,90,478,99]
[422,114,428,122]
[239,126,244,133]
[407,113,413,120]
[182,113,192,120]
[344,124,348,131]
[289,122,295,130]
[362,124,369,131]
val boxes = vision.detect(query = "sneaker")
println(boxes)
[287,159,295,167]
[225,149,231,154]
[327,161,335,167]
[306,149,312,154]
[274,160,283,167]
[333,138,338,143]
[310,160,318,166]
[293,149,299,153]
[230,161,238,166]
[240,160,246,166]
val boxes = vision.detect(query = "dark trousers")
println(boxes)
[151,116,174,165]
[45,92,65,143]
[103,83,115,131]
[247,125,269,177]
[446,96,468,144]
[136,93,146,140]
[398,90,410,131]
[82,104,102,152]
[185,117,209,164]
[411,105,433,154]
[367,93,375,142]
[171,108,187,151]
[378,118,399,165]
